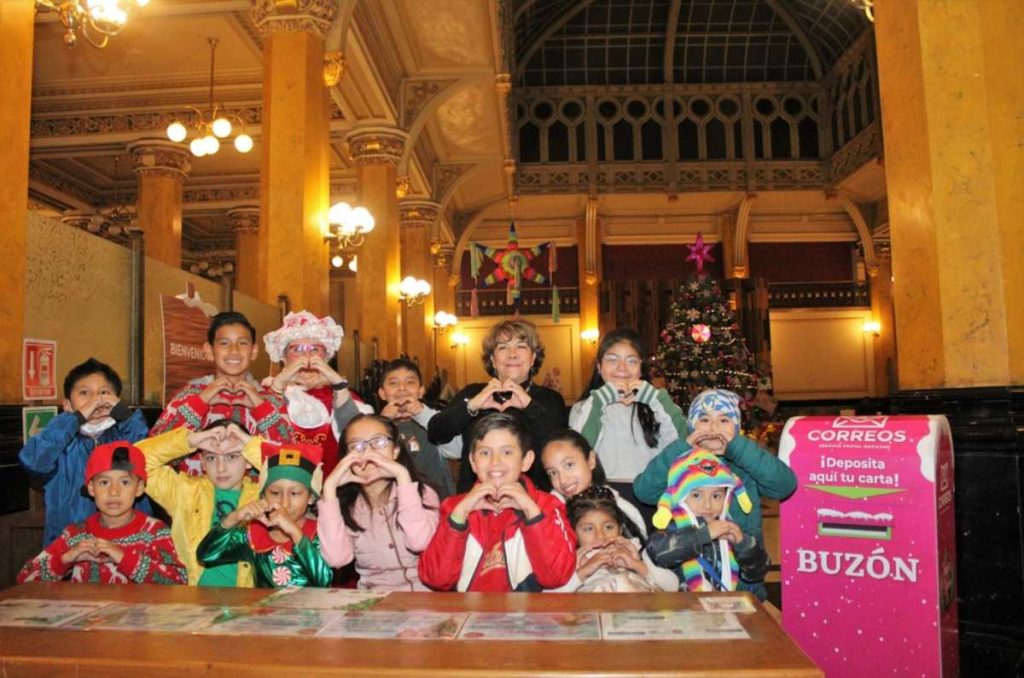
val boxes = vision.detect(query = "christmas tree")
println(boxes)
[655,234,771,432]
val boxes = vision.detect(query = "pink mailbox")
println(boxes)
[779,415,958,677]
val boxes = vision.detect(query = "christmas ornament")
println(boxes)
[686,232,715,274]
[690,324,711,343]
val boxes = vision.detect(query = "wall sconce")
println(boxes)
[399,276,431,306]
[451,332,469,349]
[863,320,881,337]
[325,201,375,249]
[581,328,600,344]
[433,311,458,332]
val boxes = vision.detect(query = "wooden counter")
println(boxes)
[0,583,821,677]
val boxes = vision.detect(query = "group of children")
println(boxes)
[17,310,795,600]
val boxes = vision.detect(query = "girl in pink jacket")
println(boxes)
[317,415,440,590]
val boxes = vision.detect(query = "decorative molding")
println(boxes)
[398,200,441,230]
[129,141,191,179]
[433,163,477,207]
[433,243,454,271]
[733,194,756,278]
[830,121,882,182]
[251,0,338,37]
[29,163,97,206]
[31,108,261,139]
[323,51,347,87]
[583,197,599,285]
[227,206,261,235]
[400,79,458,130]
[346,127,407,166]
[184,185,261,203]
[395,175,411,199]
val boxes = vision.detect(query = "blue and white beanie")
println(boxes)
[687,389,741,429]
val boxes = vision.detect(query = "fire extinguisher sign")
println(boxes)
[23,339,58,401]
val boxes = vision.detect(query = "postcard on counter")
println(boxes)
[317,610,467,640]
[64,603,225,633]
[259,587,387,611]
[699,595,757,614]
[457,612,602,641]
[0,598,113,628]
[600,611,749,640]
[196,606,340,637]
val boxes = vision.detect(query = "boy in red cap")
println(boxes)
[17,442,186,585]
[197,441,332,587]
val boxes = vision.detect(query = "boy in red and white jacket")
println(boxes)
[18,441,186,585]
[418,412,576,592]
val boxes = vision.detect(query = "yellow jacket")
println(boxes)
[138,428,262,586]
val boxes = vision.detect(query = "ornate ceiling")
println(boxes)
[27,0,883,269]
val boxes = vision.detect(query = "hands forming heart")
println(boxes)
[470,379,532,413]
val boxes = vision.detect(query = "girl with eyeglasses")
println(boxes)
[569,328,690,525]
[317,415,440,591]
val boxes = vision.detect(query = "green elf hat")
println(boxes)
[259,441,323,498]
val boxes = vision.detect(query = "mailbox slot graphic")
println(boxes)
[816,508,892,540]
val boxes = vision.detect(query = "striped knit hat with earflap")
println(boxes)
[651,449,752,591]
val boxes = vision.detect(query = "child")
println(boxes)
[137,420,263,586]
[263,311,369,476]
[644,449,769,592]
[317,415,440,590]
[18,442,186,585]
[541,429,648,537]
[570,329,690,516]
[633,388,795,599]
[417,412,576,592]
[377,358,458,499]
[19,357,152,547]
[196,441,332,588]
[150,311,293,474]
[550,485,677,593]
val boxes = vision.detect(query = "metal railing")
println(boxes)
[456,287,579,317]
[768,281,869,308]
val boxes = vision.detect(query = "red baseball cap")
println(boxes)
[85,441,147,484]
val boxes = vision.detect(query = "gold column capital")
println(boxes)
[346,127,408,166]
[433,244,455,272]
[323,50,346,87]
[251,0,338,38]
[129,140,191,180]
[227,206,261,235]
[398,199,441,230]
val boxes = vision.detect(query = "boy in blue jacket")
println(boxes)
[20,358,151,547]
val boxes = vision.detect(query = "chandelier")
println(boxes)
[165,38,254,158]
[187,252,235,280]
[36,0,149,48]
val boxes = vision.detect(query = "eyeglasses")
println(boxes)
[601,354,641,368]
[345,435,394,454]
[285,343,326,357]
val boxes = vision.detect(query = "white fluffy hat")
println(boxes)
[263,311,344,363]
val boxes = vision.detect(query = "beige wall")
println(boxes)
[25,214,280,407]
[24,212,132,406]
[769,308,875,400]
[452,315,583,405]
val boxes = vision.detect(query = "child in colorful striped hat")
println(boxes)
[644,389,770,591]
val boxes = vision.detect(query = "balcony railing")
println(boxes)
[456,287,579,317]
[768,281,869,309]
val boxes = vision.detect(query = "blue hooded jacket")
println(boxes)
[19,410,152,546]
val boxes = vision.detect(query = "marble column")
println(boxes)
[227,206,261,298]
[399,200,440,378]
[348,127,407,358]
[253,0,336,315]
[129,140,191,268]
[0,0,33,401]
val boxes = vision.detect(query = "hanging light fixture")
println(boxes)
[165,38,254,158]
[36,0,149,48]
